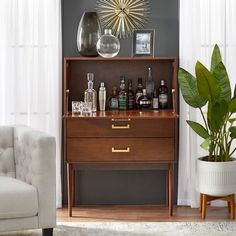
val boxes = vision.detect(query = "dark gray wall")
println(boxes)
[62,0,179,205]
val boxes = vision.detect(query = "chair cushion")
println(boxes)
[0,176,38,219]
[0,126,15,177]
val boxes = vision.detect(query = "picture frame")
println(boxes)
[132,29,155,57]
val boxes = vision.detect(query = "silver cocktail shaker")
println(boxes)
[99,82,106,111]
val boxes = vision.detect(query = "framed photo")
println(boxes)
[132,29,155,57]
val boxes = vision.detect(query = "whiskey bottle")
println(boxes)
[146,67,154,98]
[118,76,127,110]
[158,80,168,109]
[138,89,151,109]
[108,85,119,110]
[152,88,159,110]
[127,79,135,109]
[135,77,143,108]
[84,73,97,112]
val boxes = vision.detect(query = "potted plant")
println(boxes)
[178,44,236,196]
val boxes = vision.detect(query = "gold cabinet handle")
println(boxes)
[112,124,130,129]
[112,147,130,153]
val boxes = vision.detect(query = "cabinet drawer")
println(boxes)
[66,119,174,137]
[66,138,174,162]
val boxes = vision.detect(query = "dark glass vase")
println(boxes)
[77,12,102,57]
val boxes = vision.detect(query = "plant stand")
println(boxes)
[200,193,235,219]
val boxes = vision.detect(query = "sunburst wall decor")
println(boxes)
[96,0,150,38]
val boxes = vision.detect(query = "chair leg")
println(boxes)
[42,228,53,236]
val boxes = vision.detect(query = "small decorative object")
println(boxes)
[96,0,150,38]
[132,29,155,57]
[77,12,102,57]
[98,82,106,111]
[71,101,81,116]
[96,29,120,58]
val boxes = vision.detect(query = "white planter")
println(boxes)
[197,157,236,196]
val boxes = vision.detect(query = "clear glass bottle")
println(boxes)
[152,88,159,110]
[118,76,127,110]
[96,29,120,58]
[135,77,143,109]
[146,67,154,98]
[98,82,106,111]
[158,80,168,109]
[108,85,119,110]
[84,73,97,112]
[138,89,151,109]
[127,79,135,109]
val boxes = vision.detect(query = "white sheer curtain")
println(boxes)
[178,0,236,207]
[0,0,62,208]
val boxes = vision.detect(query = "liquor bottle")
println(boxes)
[158,80,168,109]
[135,77,143,108]
[127,79,135,109]
[118,76,127,110]
[138,89,151,109]
[98,82,106,111]
[152,88,159,110]
[108,85,119,110]
[84,73,97,112]
[146,67,154,98]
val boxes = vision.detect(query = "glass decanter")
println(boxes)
[84,73,97,112]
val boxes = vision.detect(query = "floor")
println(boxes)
[57,205,234,222]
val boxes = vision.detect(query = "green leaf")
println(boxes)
[200,138,210,150]
[229,126,236,139]
[229,118,236,124]
[186,120,209,139]
[229,98,236,113]
[213,62,231,102]
[211,44,222,73]
[196,61,221,102]
[178,68,207,108]
[207,100,228,132]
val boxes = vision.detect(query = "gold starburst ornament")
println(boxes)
[96,0,150,38]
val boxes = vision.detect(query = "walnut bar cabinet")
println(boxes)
[63,57,179,217]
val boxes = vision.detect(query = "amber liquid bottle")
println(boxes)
[127,79,135,109]
[138,89,151,109]
[118,76,128,110]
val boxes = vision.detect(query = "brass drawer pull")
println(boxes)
[112,147,130,153]
[111,118,131,122]
[112,124,130,129]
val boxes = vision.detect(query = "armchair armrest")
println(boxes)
[13,126,56,228]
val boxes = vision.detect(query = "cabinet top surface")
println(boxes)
[64,110,179,119]
[64,56,177,62]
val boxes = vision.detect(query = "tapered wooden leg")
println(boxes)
[166,171,169,207]
[168,163,174,216]
[201,194,207,219]
[72,168,75,207]
[200,193,203,213]
[230,194,235,219]
[67,163,73,217]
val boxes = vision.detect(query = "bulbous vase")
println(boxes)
[77,12,102,57]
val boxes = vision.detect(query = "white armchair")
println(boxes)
[0,126,56,236]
